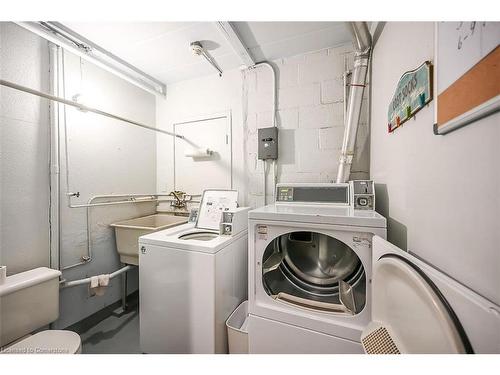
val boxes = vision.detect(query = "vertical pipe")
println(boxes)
[253,62,278,204]
[336,22,372,183]
[121,264,128,312]
[49,43,61,270]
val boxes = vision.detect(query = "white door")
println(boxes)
[362,236,500,354]
[174,115,231,195]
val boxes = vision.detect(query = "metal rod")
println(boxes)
[0,79,183,139]
[201,50,223,76]
[60,265,135,289]
[121,263,128,312]
[66,193,200,209]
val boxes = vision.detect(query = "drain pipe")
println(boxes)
[336,22,372,183]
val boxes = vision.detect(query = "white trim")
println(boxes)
[435,95,500,135]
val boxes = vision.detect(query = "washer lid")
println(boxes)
[196,189,238,231]
[3,330,81,354]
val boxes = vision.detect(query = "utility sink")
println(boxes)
[110,214,188,265]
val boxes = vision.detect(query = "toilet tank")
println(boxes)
[0,267,61,347]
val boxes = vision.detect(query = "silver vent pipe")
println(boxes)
[336,22,372,183]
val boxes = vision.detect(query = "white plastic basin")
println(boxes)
[226,301,249,354]
[110,214,188,265]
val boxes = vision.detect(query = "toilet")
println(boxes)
[0,267,81,354]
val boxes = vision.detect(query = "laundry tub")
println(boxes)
[110,214,188,265]
[226,301,249,354]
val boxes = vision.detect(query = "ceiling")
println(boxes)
[63,22,352,84]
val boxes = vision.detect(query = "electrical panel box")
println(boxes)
[258,127,278,160]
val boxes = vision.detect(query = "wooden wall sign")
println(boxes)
[388,61,433,133]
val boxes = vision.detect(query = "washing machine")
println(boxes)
[247,182,387,353]
[139,190,249,354]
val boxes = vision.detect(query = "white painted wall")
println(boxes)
[156,43,369,207]
[0,23,157,328]
[370,22,500,305]
[156,68,246,206]
[56,49,157,328]
[0,22,50,274]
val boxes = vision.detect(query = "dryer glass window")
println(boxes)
[262,232,365,315]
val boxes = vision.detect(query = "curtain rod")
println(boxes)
[0,79,183,139]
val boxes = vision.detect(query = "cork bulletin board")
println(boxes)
[434,22,500,135]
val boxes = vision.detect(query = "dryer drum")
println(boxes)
[262,231,366,302]
[280,258,364,296]
[280,232,361,287]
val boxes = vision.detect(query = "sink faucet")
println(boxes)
[169,191,187,210]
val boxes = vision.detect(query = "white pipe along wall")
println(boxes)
[336,22,371,183]
[250,61,278,204]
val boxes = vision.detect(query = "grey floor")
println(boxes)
[78,298,141,354]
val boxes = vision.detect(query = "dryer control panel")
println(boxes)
[275,181,376,210]
[276,183,350,205]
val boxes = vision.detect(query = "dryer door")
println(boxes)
[362,236,500,354]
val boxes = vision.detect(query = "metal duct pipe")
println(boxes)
[336,22,372,183]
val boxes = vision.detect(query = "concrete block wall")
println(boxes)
[156,42,370,208]
[244,44,370,207]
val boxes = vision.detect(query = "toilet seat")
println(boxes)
[1,330,81,354]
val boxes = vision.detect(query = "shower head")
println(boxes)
[190,41,204,56]
[189,41,223,77]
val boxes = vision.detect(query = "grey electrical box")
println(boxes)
[258,127,278,160]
